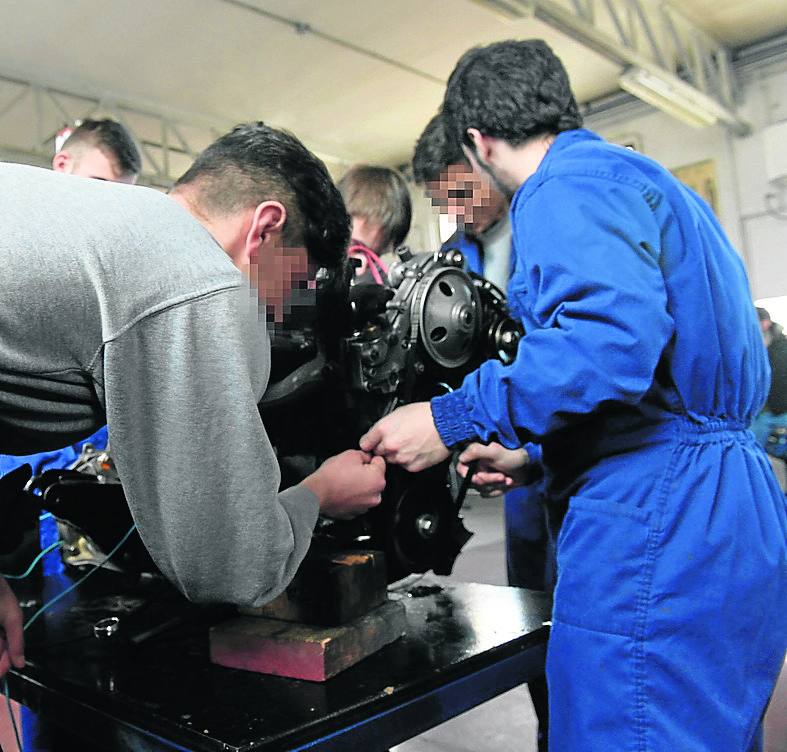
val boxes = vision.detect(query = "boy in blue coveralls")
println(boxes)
[362,40,787,751]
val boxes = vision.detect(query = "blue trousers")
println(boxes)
[547,422,787,751]
[504,486,555,593]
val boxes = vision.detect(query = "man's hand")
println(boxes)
[359,402,450,472]
[303,450,386,520]
[0,577,24,679]
[457,442,530,497]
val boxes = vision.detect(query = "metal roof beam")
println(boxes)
[0,70,350,186]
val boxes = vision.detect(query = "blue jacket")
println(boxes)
[441,230,484,277]
[432,129,769,487]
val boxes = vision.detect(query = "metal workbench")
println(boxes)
[7,568,550,751]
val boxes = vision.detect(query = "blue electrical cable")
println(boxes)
[2,523,137,751]
[0,542,63,581]
[22,524,136,632]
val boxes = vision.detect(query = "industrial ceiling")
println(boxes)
[0,0,785,181]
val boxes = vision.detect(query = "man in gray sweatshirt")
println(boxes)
[0,122,386,678]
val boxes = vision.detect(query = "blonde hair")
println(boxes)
[338,165,412,251]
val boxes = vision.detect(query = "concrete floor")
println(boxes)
[393,494,787,752]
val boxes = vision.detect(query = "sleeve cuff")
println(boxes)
[430,390,477,448]
[277,484,320,539]
[523,442,543,465]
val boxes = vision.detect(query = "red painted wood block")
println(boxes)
[210,600,406,682]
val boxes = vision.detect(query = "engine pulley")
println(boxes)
[413,267,482,370]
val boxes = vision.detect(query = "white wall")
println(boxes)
[404,186,442,253]
[730,62,787,302]
[585,57,787,304]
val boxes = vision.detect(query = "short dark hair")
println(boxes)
[443,39,583,149]
[337,165,412,251]
[174,122,350,268]
[757,307,771,322]
[61,118,141,177]
[412,113,468,185]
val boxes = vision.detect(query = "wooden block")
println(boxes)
[240,548,388,626]
[210,599,406,682]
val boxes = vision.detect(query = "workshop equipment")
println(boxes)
[0,247,521,585]
[261,247,522,580]
[7,569,550,752]
[0,247,523,685]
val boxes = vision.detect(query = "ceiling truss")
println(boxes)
[0,71,348,186]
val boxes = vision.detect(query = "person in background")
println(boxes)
[361,40,786,752]
[413,112,551,751]
[52,117,141,184]
[1,118,142,483]
[337,165,411,284]
[412,113,509,290]
[753,307,787,461]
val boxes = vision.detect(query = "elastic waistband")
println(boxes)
[546,414,755,461]
[675,416,749,435]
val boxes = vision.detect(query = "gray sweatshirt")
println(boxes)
[0,163,318,607]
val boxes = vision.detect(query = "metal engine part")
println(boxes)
[345,248,519,399]
[262,247,523,582]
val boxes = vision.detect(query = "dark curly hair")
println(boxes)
[411,113,467,185]
[174,122,350,269]
[443,39,582,149]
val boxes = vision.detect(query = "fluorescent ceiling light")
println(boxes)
[619,67,723,129]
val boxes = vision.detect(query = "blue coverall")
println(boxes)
[432,129,787,751]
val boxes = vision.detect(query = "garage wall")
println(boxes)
[585,55,787,303]
[405,187,443,254]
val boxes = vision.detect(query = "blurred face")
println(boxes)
[248,239,318,327]
[425,163,506,235]
[53,147,137,184]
